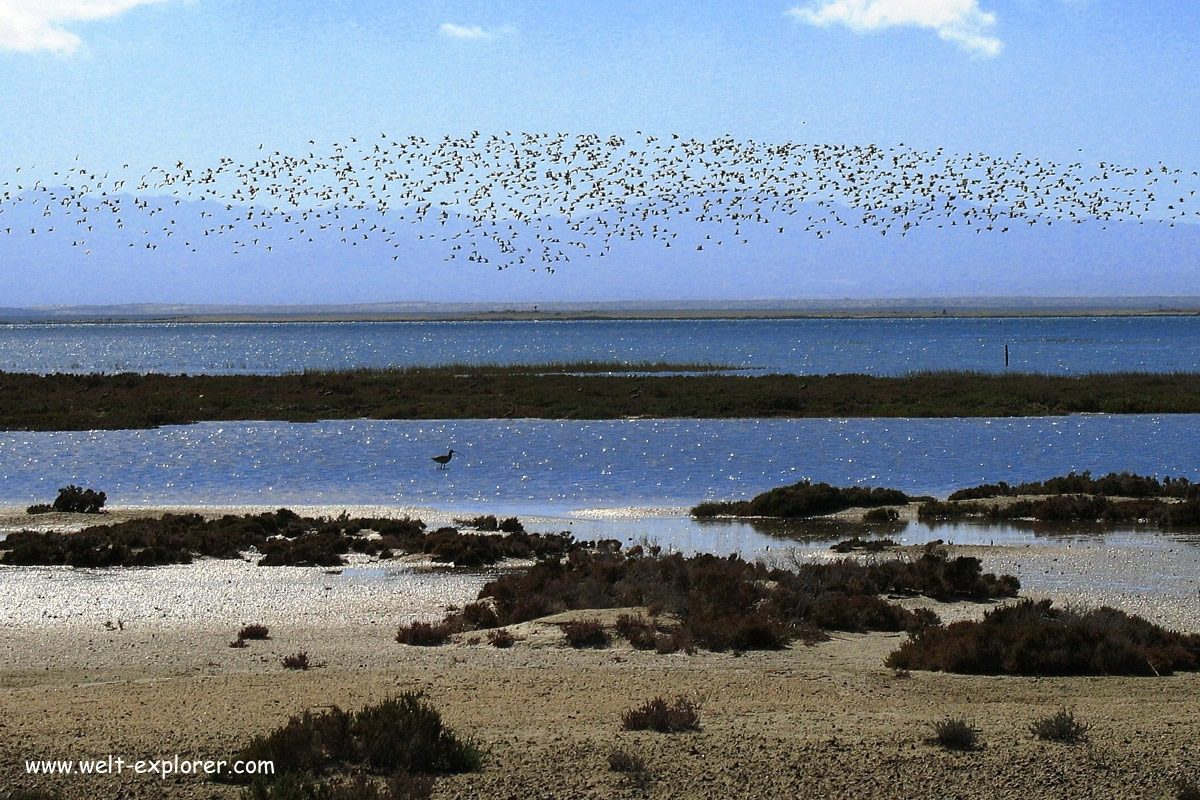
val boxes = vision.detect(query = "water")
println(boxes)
[2,415,1195,511]
[2,316,1199,375]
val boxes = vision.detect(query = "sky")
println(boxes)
[0,0,1197,305]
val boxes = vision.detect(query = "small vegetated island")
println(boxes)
[691,480,914,518]
[683,471,1200,676]
[691,471,1200,528]
[918,470,1200,527]
[5,366,1200,429]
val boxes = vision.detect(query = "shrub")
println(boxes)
[862,508,900,523]
[621,696,700,733]
[654,629,695,656]
[931,717,978,750]
[0,510,573,570]
[52,485,107,513]
[241,771,434,800]
[462,515,499,531]
[562,619,610,648]
[282,652,310,670]
[395,621,454,646]
[459,601,500,629]
[887,599,1200,676]
[25,503,53,515]
[693,481,910,519]
[1029,708,1091,744]
[608,749,648,773]
[830,536,898,553]
[415,546,1017,655]
[1176,777,1200,800]
[615,614,658,650]
[498,517,525,533]
[486,628,515,648]
[240,624,271,640]
[225,692,480,787]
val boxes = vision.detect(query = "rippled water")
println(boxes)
[3,316,1199,375]
[2,415,1195,511]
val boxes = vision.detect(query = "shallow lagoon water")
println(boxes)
[3,316,1200,375]
[2,415,1196,510]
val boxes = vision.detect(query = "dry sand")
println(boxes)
[1,505,1199,799]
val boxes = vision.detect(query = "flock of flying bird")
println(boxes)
[1,131,1196,272]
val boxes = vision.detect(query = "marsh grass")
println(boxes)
[8,369,1200,431]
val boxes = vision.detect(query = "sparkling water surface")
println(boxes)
[3,316,1199,375]
[3,415,1195,512]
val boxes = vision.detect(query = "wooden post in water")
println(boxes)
[1004,344,1009,367]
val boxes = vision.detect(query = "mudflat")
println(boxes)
[2,617,1198,799]
[1,506,1198,799]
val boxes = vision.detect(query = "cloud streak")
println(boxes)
[439,22,509,41]
[0,0,170,54]
[787,0,1003,57]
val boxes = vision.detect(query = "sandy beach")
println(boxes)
[2,505,1199,799]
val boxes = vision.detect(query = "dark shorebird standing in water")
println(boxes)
[431,449,457,469]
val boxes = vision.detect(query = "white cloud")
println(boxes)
[0,0,169,54]
[787,0,1003,57]
[439,22,499,41]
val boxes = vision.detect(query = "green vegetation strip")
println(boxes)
[5,368,1200,430]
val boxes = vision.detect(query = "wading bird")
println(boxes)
[431,449,458,469]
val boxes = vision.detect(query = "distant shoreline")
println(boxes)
[5,308,1200,324]
[4,297,1199,324]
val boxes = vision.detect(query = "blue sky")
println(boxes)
[0,1,1197,304]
